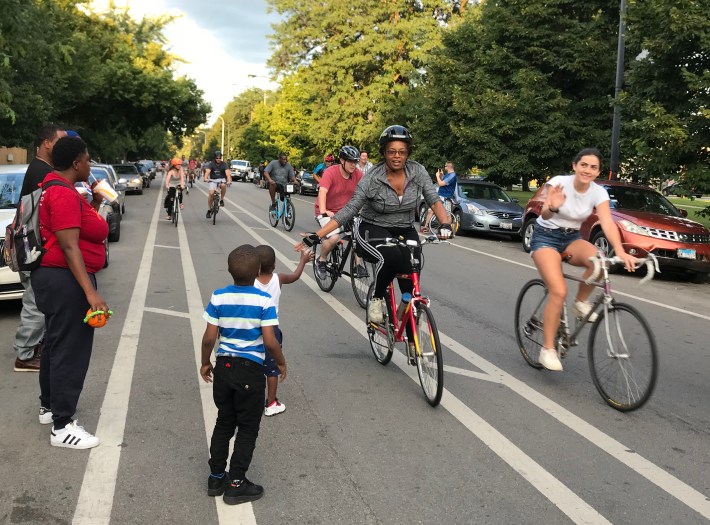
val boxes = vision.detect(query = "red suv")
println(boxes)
[521,180,710,280]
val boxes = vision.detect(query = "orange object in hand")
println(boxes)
[84,309,113,328]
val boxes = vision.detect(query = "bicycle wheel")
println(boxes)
[350,253,373,309]
[268,202,279,227]
[172,198,178,227]
[284,200,296,231]
[588,302,658,411]
[414,303,444,406]
[366,283,393,365]
[514,279,547,369]
[313,242,338,292]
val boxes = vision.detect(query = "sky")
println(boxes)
[89,0,279,124]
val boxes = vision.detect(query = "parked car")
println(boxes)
[91,164,126,216]
[297,172,318,196]
[662,183,703,199]
[137,159,156,180]
[75,181,121,243]
[112,164,143,194]
[134,163,152,188]
[0,165,28,300]
[419,180,523,237]
[230,159,251,182]
[521,180,710,280]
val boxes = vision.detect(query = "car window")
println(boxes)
[459,184,511,202]
[604,186,681,217]
[0,171,25,208]
[113,165,139,175]
[89,168,110,182]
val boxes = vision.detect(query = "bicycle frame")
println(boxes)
[385,271,429,345]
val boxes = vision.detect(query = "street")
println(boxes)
[1,180,708,525]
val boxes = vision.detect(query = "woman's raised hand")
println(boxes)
[548,184,566,209]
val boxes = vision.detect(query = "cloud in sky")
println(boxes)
[90,0,279,123]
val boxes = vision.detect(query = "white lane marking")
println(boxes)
[216,186,710,521]
[155,244,180,250]
[444,365,501,383]
[198,188,610,524]
[177,202,258,524]
[143,306,190,319]
[72,189,164,525]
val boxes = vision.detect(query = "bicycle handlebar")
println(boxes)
[373,235,447,249]
[585,252,660,285]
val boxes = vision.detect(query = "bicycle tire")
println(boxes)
[212,206,217,225]
[366,283,393,365]
[514,279,547,369]
[268,203,279,227]
[414,303,444,406]
[350,253,373,309]
[284,200,295,231]
[313,242,338,292]
[588,302,658,411]
[172,197,179,227]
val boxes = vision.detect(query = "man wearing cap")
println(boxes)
[14,125,68,372]
[312,154,334,184]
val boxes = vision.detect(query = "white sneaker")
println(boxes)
[39,407,53,425]
[50,420,100,449]
[264,399,286,417]
[539,348,563,371]
[367,298,385,324]
[573,300,598,322]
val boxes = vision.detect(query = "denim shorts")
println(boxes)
[530,225,581,254]
[263,326,283,378]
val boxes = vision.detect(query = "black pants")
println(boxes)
[209,357,266,480]
[164,187,182,215]
[355,221,419,298]
[32,267,96,430]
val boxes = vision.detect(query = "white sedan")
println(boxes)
[0,164,28,300]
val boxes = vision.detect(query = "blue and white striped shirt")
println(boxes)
[203,285,278,364]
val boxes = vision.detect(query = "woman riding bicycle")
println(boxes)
[164,158,185,221]
[298,125,452,324]
[530,148,636,371]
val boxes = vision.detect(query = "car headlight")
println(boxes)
[119,178,128,183]
[132,178,142,184]
[465,203,483,215]
[618,219,651,236]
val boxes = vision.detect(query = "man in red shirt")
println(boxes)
[314,146,363,280]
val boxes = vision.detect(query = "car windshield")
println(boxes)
[0,171,25,208]
[113,165,139,175]
[604,186,681,217]
[231,161,248,167]
[302,173,314,181]
[89,168,110,182]
[459,184,512,202]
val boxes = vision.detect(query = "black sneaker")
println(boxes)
[269,202,277,211]
[223,478,264,505]
[207,473,227,497]
[315,260,328,280]
[220,199,225,207]
[206,209,212,219]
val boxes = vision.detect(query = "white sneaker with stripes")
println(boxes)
[50,420,100,449]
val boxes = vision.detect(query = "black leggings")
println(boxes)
[355,221,419,299]
[164,186,182,215]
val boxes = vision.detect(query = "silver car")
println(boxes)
[112,164,143,194]
[455,181,524,237]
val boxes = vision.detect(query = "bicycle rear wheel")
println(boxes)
[172,199,179,227]
[313,243,338,292]
[588,302,657,411]
[414,303,444,406]
[350,252,373,309]
[212,203,218,225]
[514,279,547,369]
[268,203,279,227]
[283,200,295,231]
[366,283,393,365]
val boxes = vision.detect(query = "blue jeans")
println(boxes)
[530,225,581,254]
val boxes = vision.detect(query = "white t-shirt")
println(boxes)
[254,274,281,314]
[536,175,609,230]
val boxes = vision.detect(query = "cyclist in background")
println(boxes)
[297,125,451,324]
[187,157,197,185]
[529,147,636,372]
[423,160,458,232]
[204,150,232,219]
[312,154,334,184]
[313,145,364,280]
[164,158,185,221]
[264,153,297,211]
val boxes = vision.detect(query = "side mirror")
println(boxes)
[115,183,126,192]
[679,208,688,217]
[512,198,519,203]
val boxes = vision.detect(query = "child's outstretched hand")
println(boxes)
[278,362,287,382]
[300,247,315,264]
[200,363,214,383]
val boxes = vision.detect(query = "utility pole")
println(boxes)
[609,0,627,181]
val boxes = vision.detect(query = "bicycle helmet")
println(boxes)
[170,158,182,167]
[214,150,222,158]
[339,145,360,162]
[378,125,412,154]
[325,154,335,162]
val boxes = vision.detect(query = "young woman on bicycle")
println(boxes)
[164,158,185,221]
[298,125,452,323]
[530,148,636,371]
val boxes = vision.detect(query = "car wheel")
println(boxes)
[108,219,121,242]
[418,202,428,224]
[103,239,110,268]
[689,271,709,284]
[122,203,126,215]
[453,210,462,236]
[522,218,536,253]
[138,188,143,195]
[591,230,622,273]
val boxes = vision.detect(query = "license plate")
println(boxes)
[677,248,696,259]
[500,222,513,230]
[286,184,295,193]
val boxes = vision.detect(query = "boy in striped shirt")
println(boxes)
[200,244,286,505]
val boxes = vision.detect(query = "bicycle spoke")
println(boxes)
[415,303,443,406]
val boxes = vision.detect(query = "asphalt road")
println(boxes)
[0,180,708,525]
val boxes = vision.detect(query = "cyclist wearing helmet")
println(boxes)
[313,145,365,279]
[298,125,451,324]
[204,150,232,219]
[312,154,335,184]
[264,153,297,211]
[164,158,185,220]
